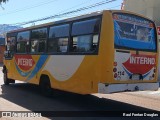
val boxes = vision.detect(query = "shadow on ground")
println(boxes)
[0,83,159,120]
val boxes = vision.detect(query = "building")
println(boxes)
[122,0,160,25]
[0,38,5,63]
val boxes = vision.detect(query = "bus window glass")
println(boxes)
[31,28,47,39]
[48,24,69,53]
[93,35,99,49]
[49,24,69,38]
[72,35,98,52]
[113,13,156,51]
[31,40,38,53]
[48,38,68,53]
[31,28,47,53]
[58,38,68,52]
[39,40,46,52]
[17,31,30,53]
[7,37,16,51]
[17,31,30,41]
[17,41,29,53]
[72,18,100,36]
[71,18,100,53]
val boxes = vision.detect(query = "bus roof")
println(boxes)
[7,10,155,34]
[7,10,104,34]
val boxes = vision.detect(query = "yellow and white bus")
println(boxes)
[3,10,159,95]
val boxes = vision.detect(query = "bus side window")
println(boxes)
[31,28,47,53]
[31,40,38,53]
[71,18,100,53]
[7,37,16,52]
[48,24,69,53]
[72,35,98,52]
[17,31,30,53]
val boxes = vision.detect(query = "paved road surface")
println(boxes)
[0,66,159,120]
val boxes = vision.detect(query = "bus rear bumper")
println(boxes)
[98,83,159,94]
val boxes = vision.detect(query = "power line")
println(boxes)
[57,4,121,18]
[56,4,121,19]
[0,0,58,16]
[0,0,97,16]
[55,0,97,15]
[12,0,117,26]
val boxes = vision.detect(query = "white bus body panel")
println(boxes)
[98,83,159,94]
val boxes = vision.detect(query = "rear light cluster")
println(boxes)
[152,68,156,78]
[153,68,156,73]
[113,68,117,72]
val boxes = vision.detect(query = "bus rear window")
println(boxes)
[113,13,156,51]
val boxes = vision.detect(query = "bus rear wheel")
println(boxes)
[39,76,53,97]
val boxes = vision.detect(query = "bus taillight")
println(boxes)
[154,68,156,73]
[114,62,117,66]
[114,73,118,78]
[113,68,117,72]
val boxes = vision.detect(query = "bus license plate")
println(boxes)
[132,74,140,80]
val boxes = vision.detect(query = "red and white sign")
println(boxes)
[15,55,35,71]
[123,54,156,74]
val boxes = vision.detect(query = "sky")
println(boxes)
[0,0,122,27]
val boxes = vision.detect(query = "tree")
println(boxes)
[0,0,8,3]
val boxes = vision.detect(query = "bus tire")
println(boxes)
[39,76,52,97]
[9,79,15,84]
[4,71,10,85]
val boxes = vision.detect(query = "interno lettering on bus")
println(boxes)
[122,54,156,75]
[17,58,33,67]
[129,56,155,65]
[15,55,35,71]
[123,54,156,65]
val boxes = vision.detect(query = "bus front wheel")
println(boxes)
[39,76,53,97]
[3,70,15,85]
[4,71,10,85]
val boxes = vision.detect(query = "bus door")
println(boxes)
[113,13,157,81]
[4,33,17,78]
